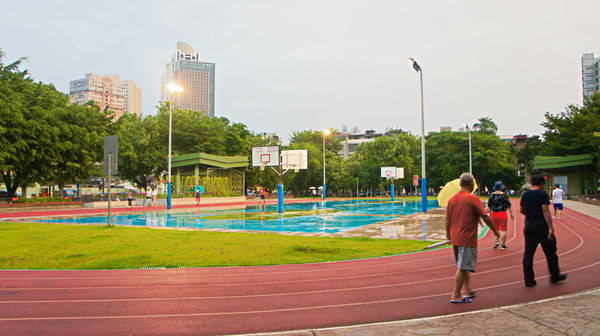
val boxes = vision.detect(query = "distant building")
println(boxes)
[582,53,600,98]
[440,126,452,132]
[161,42,215,117]
[261,133,282,145]
[335,129,386,159]
[69,73,142,121]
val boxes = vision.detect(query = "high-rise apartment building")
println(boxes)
[69,73,142,120]
[582,53,600,97]
[161,42,215,117]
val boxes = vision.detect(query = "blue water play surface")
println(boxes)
[35,199,439,234]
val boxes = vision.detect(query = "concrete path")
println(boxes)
[252,288,600,336]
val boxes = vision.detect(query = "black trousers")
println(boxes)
[523,225,561,282]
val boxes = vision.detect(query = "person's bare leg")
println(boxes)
[452,270,466,300]
[463,271,472,296]
[500,231,507,246]
[557,209,562,220]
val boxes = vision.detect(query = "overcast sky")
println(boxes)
[2,0,599,141]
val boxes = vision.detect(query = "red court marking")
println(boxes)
[1,200,599,335]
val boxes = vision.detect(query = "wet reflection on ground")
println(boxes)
[327,207,448,241]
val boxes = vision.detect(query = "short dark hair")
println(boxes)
[531,176,545,186]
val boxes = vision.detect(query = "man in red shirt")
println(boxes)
[446,173,500,303]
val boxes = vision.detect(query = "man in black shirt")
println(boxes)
[520,176,567,287]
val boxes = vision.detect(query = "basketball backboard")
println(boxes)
[252,146,280,167]
[396,167,404,179]
[381,167,397,178]
[281,150,308,170]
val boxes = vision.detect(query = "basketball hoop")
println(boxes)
[259,163,266,171]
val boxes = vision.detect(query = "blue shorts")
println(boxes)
[553,203,563,211]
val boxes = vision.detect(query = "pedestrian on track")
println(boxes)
[487,181,514,250]
[551,184,565,220]
[446,173,500,303]
[520,176,567,287]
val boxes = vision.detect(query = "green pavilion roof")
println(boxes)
[533,154,593,170]
[172,152,248,169]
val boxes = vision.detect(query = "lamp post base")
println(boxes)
[167,182,172,210]
[421,178,427,213]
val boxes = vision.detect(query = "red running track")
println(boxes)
[1,201,599,335]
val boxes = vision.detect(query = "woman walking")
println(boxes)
[488,181,514,250]
[127,189,134,208]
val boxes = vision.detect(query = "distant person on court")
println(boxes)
[195,188,202,205]
[488,181,514,250]
[151,187,158,207]
[127,189,134,208]
[260,187,266,205]
[520,176,567,287]
[551,184,564,220]
[145,187,152,207]
[312,188,317,198]
[446,173,500,303]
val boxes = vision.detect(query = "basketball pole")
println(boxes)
[277,160,284,214]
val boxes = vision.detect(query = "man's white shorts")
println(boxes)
[453,246,477,272]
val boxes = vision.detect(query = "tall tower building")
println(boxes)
[582,53,600,98]
[69,73,142,120]
[161,42,215,117]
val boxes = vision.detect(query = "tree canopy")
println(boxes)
[542,93,600,173]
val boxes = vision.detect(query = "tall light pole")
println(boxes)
[167,83,183,210]
[408,58,427,213]
[465,123,472,174]
[322,128,331,200]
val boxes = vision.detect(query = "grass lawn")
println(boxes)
[0,222,436,270]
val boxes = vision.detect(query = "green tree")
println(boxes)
[114,113,165,191]
[472,117,498,135]
[48,101,111,195]
[516,135,545,175]
[0,50,111,196]
[426,131,521,192]
[542,93,600,173]
[349,134,420,194]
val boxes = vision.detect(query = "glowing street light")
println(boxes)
[167,83,183,210]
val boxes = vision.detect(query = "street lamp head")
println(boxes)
[408,58,421,72]
[323,128,332,136]
[167,83,183,94]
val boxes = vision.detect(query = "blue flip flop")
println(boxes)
[450,297,471,303]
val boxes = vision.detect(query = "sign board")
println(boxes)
[251,146,280,167]
[281,150,308,170]
[413,174,419,186]
[381,167,397,178]
[104,135,118,175]
[396,167,405,179]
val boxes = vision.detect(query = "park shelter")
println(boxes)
[533,154,597,195]
[172,152,248,197]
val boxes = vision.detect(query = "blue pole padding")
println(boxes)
[323,185,326,201]
[167,181,172,209]
[421,178,427,213]
[278,184,284,213]
[391,184,395,202]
